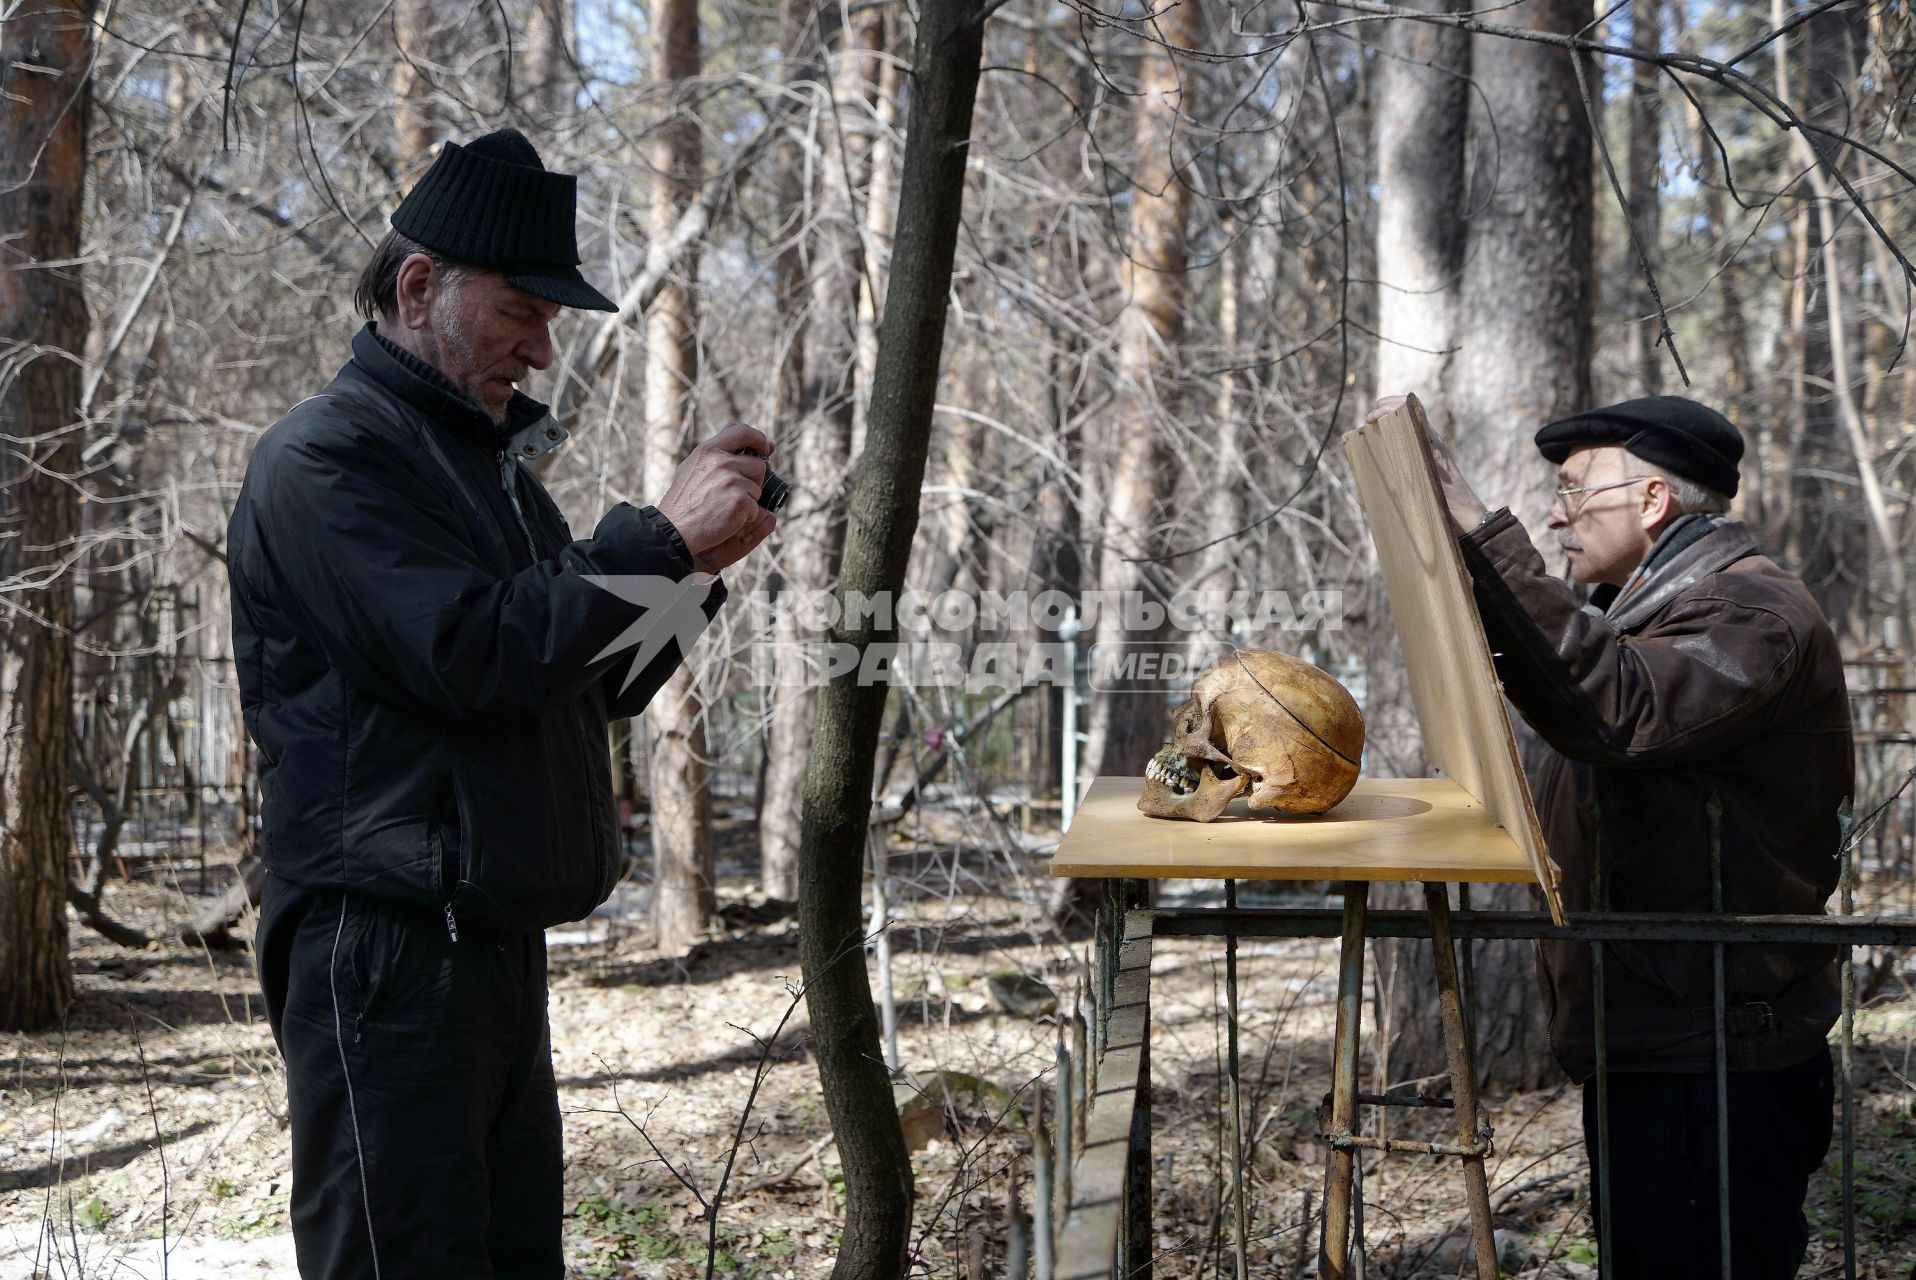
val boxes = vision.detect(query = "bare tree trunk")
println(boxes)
[1369,0,1468,780]
[1624,0,1664,393]
[852,8,901,459]
[1780,0,1871,643]
[1373,0,1468,441]
[645,0,716,955]
[1688,96,1755,515]
[1369,2,1472,1057]
[0,0,93,1032]
[797,3,984,1273]
[392,0,438,164]
[1399,0,1596,1092]
[761,0,858,902]
[1080,6,1199,794]
[518,0,573,124]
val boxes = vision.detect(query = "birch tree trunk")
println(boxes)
[1081,6,1199,795]
[645,0,716,954]
[796,3,984,1273]
[0,0,93,1031]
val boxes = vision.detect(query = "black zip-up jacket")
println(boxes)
[228,325,722,935]
[1460,512,1849,1079]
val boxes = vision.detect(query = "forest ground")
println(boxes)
[3,807,1913,1279]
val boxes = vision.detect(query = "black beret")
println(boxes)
[391,128,617,313]
[1535,395,1743,498]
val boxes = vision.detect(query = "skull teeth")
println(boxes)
[1147,746,1198,796]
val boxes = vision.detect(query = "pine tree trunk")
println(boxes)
[0,0,93,1032]
[797,3,984,1274]
[1369,0,1468,780]
[1780,0,1870,643]
[1403,0,1596,1092]
[1081,6,1199,793]
[1624,0,1664,393]
[645,0,716,954]
[1691,102,1756,520]
[392,0,438,163]
[1369,0,1473,1061]
[519,0,573,123]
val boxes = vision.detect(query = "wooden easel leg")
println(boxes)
[1319,880,1369,1280]
[1424,882,1498,1280]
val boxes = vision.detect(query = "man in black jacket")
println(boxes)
[1371,393,1848,1278]
[228,129,775,1278]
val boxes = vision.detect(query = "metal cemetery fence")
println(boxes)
[1047,854,1916,1279]
[1041,685,1915,1280]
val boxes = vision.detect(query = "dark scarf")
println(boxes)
[1600,512,1732,616]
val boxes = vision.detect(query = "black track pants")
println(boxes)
[257,876,563,1279]
[1583,1048,1834,1279]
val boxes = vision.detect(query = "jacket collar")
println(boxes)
[350,323,555,448]
[1603,516,1760,631]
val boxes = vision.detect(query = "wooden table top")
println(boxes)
[1049,775,1538,884]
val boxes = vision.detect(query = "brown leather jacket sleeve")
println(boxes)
[1457,510,1802,767]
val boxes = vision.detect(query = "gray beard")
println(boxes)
[434,306,509,426]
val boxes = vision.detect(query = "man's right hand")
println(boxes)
[655,422,779,575]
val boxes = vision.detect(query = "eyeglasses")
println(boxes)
[1553,475,1650,514]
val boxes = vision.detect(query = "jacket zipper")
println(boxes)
[494,444,615,919]
[498,450,540,563]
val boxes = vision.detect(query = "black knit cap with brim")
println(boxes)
[390,128,617,313]
[1534,395,1744,498]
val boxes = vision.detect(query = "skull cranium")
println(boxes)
[1138,649,1364,821]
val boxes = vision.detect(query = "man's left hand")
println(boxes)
[1366,394,1489,534]
[692,509,775,576]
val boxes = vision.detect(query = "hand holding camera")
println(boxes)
[656,422,784,575]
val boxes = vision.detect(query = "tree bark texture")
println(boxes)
[1690,103,1755,518]
[1780,2,1870,642]
[645,0,716,955]
[1624,0,1664,394]
[1395,0,1595,1092]
[1369,0,1469,780]
[518,0,574,123]
[1372,0,1468,441]
[0,0,93,1031]
[1082,4,1199,794]
[392,0,438,165]
[762,0,858,902]
[796,3,984,1275]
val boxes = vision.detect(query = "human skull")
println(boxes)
[1138,649,1364,821]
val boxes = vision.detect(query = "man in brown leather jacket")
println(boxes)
[1372,394,1849,1278]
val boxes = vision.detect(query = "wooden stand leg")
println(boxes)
[1425,882,1498,1280]
[1319,880,1369,1280]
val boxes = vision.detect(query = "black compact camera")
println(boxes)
[737,449,790,513]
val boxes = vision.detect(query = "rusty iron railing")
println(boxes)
[1044,887,1916,1278]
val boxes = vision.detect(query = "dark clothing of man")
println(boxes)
[230,325,720,1276]
[256,883,562,1278]
[230,326,719,934]
[1583,1047,1834,1278]
[1459,512,1849,1078]
[1457,511,1849,1276]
